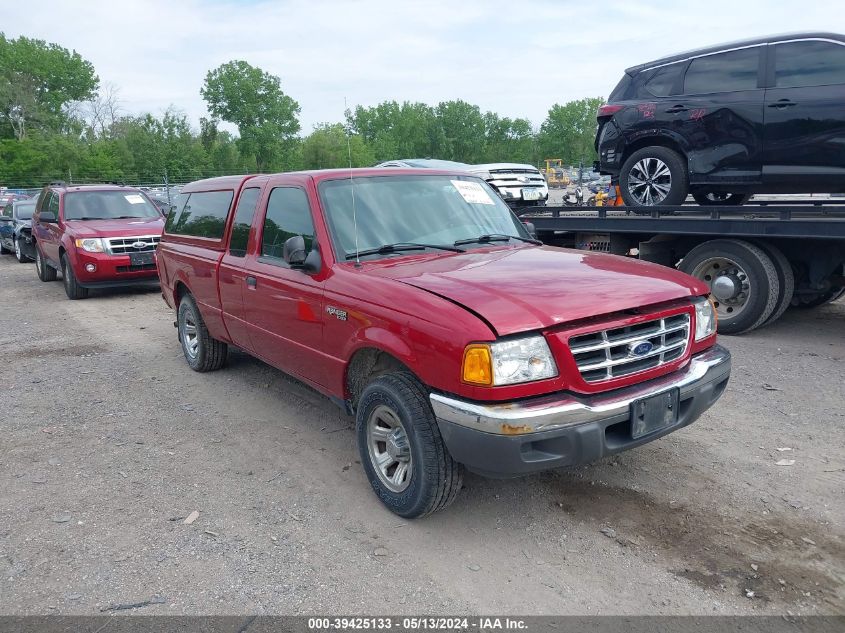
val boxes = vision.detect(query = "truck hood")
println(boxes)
[363,246,707,336]
[64,217,164,238]
[467,162,541,173]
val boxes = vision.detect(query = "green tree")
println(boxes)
[0,33,99,140]
[537,97,604,166]
[482,113,535,165]
[301,123,374,170]
[346,101,445,162]
[200,60,300,172]
[435,100,486,163]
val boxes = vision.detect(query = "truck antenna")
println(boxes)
[345,97,360,268]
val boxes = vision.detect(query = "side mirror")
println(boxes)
[522,221,537,239]
[282,235,307,267]
[39,211,57,223]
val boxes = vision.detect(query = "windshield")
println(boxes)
[64,191,160,220]
[15,202,35,220]
[319,175,528,260]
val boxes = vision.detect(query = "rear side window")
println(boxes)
[644,63,684,96]
[608,74,632,101]
[171,190,234,239]
[773,40,845,88]
[261,187,314,260]
[683,47,761,94]
[228,187,261,257]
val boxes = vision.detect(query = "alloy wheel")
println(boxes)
[366,404,413,493]
[627,157,672,205]
[181,310,200,359]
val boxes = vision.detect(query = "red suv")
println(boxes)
[31,183,165,299]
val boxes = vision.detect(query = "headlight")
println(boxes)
[75,238,105,253]
[693,297,717,341]
[462,335,558,386]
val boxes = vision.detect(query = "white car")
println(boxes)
[375,159,549,206]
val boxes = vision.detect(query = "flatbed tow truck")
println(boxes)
[519,199,845,333]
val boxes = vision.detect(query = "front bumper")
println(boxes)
[430,344,731,477]
[71,249,159,287]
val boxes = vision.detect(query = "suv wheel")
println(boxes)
[619,146,688,206]
[356,372,463,518]
[177,293,228,372]
[692,192,751,206]
[35,246,57,282]
[14,237,28,263]
[61,254,89,300]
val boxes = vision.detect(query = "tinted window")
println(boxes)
[229,188,261,257]
[48,192,59,215]
[609,74,632,101]
[164,193,189,232]
[683,47,760,94]
[261,188,314,260]
[645,63,683,96]
[15,202,35,220]
[774,40,845,88]
[64,191,160,220]
[171,190,234,239]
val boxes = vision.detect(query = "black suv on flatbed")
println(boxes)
[595,32,845,206]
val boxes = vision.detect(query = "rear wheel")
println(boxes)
[35,246,57,282]
[177,293,228,372]
[754,242,794,326]
[356,372,463,518]
[679,239,779,334]
[620,146,688,206]
[61,254,89,300]
[692,192,751,206]
[14,237,28,262]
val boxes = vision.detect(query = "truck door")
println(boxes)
[218,186,262,349]
[242,182,327,389]
[763,39,845,189]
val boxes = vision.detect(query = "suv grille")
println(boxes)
[568,313,691,383]
[106,235,160,254]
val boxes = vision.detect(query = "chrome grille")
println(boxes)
[568,313,691,383]
[105,235,160,255]
[485,170,547,188]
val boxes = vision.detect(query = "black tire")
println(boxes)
[692,192,751,206]
[620,146,688,207]
[35,245,57,282]
[14,237,29,263]
[793,287,845,308]
[0,240,7,255]
[61,254,89,300]
[679,239,779,334]
[177,293,228,372]
[754,242,794,326]
[356,372,463,519]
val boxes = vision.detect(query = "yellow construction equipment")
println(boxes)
[543,159,570,188]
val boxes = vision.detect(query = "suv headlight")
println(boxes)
[75,238,105,253]
[693,297,717,341]
[462,335,558,386]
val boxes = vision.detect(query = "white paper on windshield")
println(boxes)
[125,194,145,204]
[451,180,495,205]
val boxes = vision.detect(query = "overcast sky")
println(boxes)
[5,0,844,134]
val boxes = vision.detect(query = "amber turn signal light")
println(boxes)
[462,344,493,386]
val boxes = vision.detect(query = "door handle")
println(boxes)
[665,105,688,113]
[768,99,796,108]
[246,276,257,288]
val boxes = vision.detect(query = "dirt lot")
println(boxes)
[0,254,843,616]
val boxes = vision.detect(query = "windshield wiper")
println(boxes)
[454,233,542,246]
[346,242,465,260]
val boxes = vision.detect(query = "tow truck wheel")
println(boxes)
[61,254,89,300]
[177,293,228,372]
[679,239,779,334]
[619,146,688,206]
[754,241,794,326]
[356,372,463,518]
[35,246,57,282]
[692,192,751,206]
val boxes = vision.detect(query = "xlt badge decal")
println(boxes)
[326,306,348,321]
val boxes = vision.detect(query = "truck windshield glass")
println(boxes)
[64,191,160,220]
[319,175,527,259]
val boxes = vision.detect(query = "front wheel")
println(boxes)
[356,372,463,518]
[177,294,228,372]
[692,192,751,206]
[619,146,688,206]
[61,254,89,300]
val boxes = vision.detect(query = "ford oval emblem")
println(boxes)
[628,340,654,357]
[132,241,147,249]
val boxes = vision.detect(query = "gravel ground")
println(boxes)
[0,254,842,615]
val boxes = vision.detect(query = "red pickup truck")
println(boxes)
[31,183,164,299]
[158,169,730,518]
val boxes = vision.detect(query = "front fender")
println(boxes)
[344,327,418,371]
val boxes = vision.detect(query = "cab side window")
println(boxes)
[229,187,261,257]
[261,187,315,261]
[773,40,845,88]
